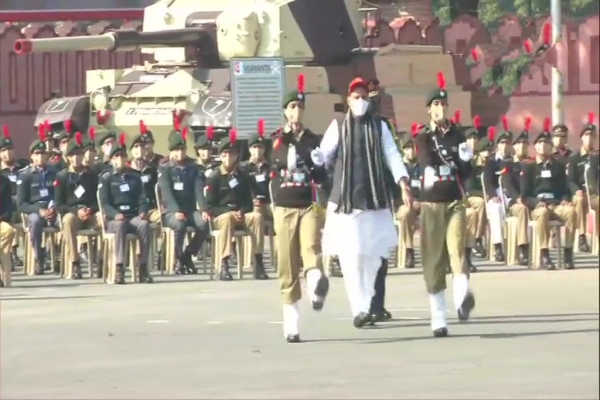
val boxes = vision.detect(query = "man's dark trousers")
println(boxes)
[370,258,388,313]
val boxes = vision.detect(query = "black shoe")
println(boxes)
[457,292,475,322]
[578,235,590,253]
[72,262,82,280]
[433,327,449,338]
[563,248,575,270]
[540,250,555,270]
[0,278,4,288]
[11,247,22,268]
[254,254,269,280]
[115,264,125,285]
[473,239,486,258]
[139,264,154,283]
[517,245,529,266]
[219,258,233,281]
[34,260,44,275]
[353,312,372,329]
[493,244,505,263]
[312,275,329,311]
[286,334,301,343]
[370,309,392,323]
[183,252,198,274]
[466,256,477,273]
[405,248,415,268]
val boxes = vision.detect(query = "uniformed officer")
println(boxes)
[195,126,220,181]
[159,129,210,275]
[129,129,161,224]
[0,125,28,267]
[0,172,16,287]
[567,114,597,253]
[588,151,600,244]
[414,72,476,337]
[94,130,118,175]
[54,133,99,279]
[465,116,482,153]
[16,128,59,275]
[98,134,152,284]
[396,124,421,269]
[551,122,572,163]
[520,130,576,269]
[51,120,74,171]
[270,79,330,341]
[205,131,266,281]
[142,129,164,168]
[82,127,99,169]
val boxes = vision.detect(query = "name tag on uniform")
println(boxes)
[174,182,184,191]
[141,175,150,183]
[8,174,16,182]
[538,192,555,199]
[541,170,552,178]
[229,178,238,188]
[411,179,420,188]
[255,174,266,183]
[120,205,130,211]
[439,166,452,176]
[292,172,305,182]
[204,169,212,177]
[74,185,85,198]
[119,184,130,192]
[39,189,49,198]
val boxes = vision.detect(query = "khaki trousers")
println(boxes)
[396,205,418,249]
[213,211,263,268]
[420,201,468,294]
[508,203,530,246]
[242,205,271,268]
[62,213,101,264]
[591,195,600,240]
[274,206,323,304]
[0,222,16,286]
[466,196,486,245]
[148,209,161,224]
[531,204,576,249]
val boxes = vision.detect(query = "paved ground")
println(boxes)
[1,251,599,399]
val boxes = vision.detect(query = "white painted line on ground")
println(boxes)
[387,308,427,312]
[146,320,170,324]
[267,321,283,325]
[206,321,223,325]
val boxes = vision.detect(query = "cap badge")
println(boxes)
[439,90,446,97]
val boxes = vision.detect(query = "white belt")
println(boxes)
[537,193,555,199]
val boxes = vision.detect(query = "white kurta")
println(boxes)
[316,119,409,259]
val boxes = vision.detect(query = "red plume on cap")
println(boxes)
[524,39,533,55]
[64,119,73,134]
[437,72,446,90]
[543,117,551,132]
[2,125,9,139]
[524,116,532,132]
[470,48,479,63]
[139,120,148,135]
[119,133,126,147]
[75,132,83,146]
[542,22,551,45]
[297,74,305,94]
[257,119,265,138]
[182,127,188,141]
[229,128,237,144]
[588,112,595,125]
[488,126,496,142]
[473,115,481,130]
[44,120,51,135]
[502,115,509,131]
[411,122,419,138]
[172,110,181,132]
[206,125,214,140]
[88,126,96,141]
[454,110,461,125]
[38,123,47,142]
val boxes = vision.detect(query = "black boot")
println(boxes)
[517,244,529,266]
[139,264,154,283]
[254,254,269,280]
[353,312,372,329]
[115,263,125,284]
[405,248,415,268]
[457,292,476,322]
[11,246,22,268]
[465,248,477,273]
[219,257,233,281]
[473,238,486,258]
[578,235,590,253]
[329,256,343,277]
[540,249,555,270]
[182,250,198,274]
[72,262,82,279]
[174,258,186,275]
[563,248,575,270]
[0,278,4,287]
[493,243,505,262]
[34,260,44,275]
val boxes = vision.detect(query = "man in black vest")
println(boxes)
[312,77,412,328]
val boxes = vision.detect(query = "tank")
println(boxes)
[15,0,472,156]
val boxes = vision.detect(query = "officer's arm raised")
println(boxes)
[157,166,180,214]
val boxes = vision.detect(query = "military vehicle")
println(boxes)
[14,0,472,156]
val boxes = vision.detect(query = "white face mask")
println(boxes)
[350,98,369,117]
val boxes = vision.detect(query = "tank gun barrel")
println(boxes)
[14,28,211,54]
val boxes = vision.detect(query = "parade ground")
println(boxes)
[1,252,599,399]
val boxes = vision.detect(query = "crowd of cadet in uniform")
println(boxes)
[0,89,598,289]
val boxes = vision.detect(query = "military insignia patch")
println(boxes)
[440,90,446,97]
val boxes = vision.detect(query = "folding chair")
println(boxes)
[96,191,140,284]
[528,218,564,270]
[21,213,59,275]
[207,215,251,280]
[585,165,599,255]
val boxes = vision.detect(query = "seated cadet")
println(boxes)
[16,127,59,275]
[129,128,160,224]
[205,131,266,281]
[465,116,481,152]
[54,133,99,279]
[195,126,220,180]
[0,173,16,287]
[551,123,572,164]
[567,115,597,253]
[520,129,576,269]
[0,126,28,267]
[396,124,421,268]
[98,134,152,284]
[50,121,74,171]
[142,130,164,168]
[82,127,99,170]
[464,134,494,271]
[588,152,600,241]
[94,130,118,175]
[159,129,210,275]
[499,120,533,265]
